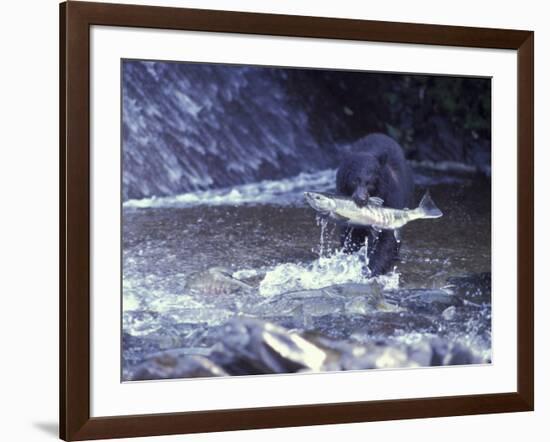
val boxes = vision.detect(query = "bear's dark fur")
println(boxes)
[336,133,414,276]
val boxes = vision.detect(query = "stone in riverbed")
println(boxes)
[445,342,481,366]
[393,288,462,315]
[340,343,413,370]
[406,339,434,366]
[130,351,228,380]
[429,338,485,366]
[209,317,328,375]
[442,306,457,321]
[129,318,489,380]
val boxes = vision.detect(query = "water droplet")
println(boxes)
[316,215,329,258]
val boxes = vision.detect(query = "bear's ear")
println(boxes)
[377,152,388,167]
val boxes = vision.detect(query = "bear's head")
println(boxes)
[336,152,387,207]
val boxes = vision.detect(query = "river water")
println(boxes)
[121,166,491,380]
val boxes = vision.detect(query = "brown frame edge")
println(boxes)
[60,1,534,440]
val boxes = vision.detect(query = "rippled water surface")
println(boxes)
[122,169,491,380]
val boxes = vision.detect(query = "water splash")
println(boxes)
[316,215,329,258]
[363,236,370,275]
[258,249,400,297]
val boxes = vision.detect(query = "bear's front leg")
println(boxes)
[367,230,400,276]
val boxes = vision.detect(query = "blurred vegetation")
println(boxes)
[284,69,491,171]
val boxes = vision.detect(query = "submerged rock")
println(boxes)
[250,283,397,318]
[442,306,457,321]
[342,344,413,370]
[211,318,489,375]
[127,318,489,380]
[185,267,253,295]
[445,342,482,365]
[406,339,434,366]
[131,351,228,380]
[303,333,415,371]
[393,288,462,314]
[210,317,328,375]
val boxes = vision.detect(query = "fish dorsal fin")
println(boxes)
[369,196,384,207]
[332,212,350,223]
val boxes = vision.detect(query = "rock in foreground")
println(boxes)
[129,317,489,380]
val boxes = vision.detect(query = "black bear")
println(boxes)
[336,133,414,276]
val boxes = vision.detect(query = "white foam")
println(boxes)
[123,169,336,209]
[258,249,400,297]
[123,159,478,210]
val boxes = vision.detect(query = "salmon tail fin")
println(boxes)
[418,190,443,219]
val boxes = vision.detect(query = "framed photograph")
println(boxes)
[60,1,533,440]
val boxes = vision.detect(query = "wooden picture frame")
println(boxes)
[60,1,534,440]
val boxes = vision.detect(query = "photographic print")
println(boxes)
[121,60,492,382]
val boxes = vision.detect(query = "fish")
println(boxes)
[303,190,442,241]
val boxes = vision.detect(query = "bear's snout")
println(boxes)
[352,186,370,207]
